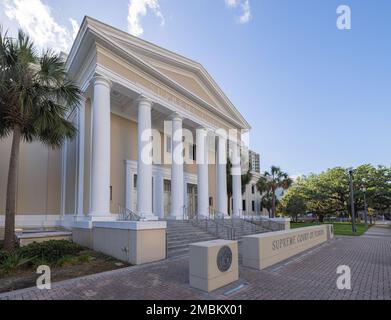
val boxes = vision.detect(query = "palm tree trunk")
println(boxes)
[3,125,21,252]
[272,191,276,218]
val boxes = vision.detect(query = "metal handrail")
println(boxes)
[118,204,142,221]
[183,205,188,221]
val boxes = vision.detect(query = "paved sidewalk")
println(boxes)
[1,225,390,300]
[363,224,391,238]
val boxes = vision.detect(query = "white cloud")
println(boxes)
[127,0,165,37]
[3,0,79,52]
[225,0,252,24]
[69,18,80,40]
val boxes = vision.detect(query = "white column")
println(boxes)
[231,140,242,218]
[197,128,209,218]
[216,134,228,217]
[90,76,112,217]
[76,96,86,219]
[154,171,164,219]
[170,114,184,220]
[137,96,157,220]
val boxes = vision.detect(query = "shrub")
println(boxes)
[0,250,8,264]
[18,240,83,264]
[0,252,35,273]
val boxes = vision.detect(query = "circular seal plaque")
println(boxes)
[217,246,232,272]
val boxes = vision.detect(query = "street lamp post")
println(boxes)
[363,187,368,228]
[348,168,357,234]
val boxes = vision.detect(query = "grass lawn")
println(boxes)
[290,222,372,236]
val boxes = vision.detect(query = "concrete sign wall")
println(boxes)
[189,240,239,292]
[242,225,333,270]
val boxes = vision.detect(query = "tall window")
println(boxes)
[252,185,255,194]
[252,201,255,212]
[189,144,196,161]
[166,135,172,153]
[242,200,246,211]
[133,174,137,189]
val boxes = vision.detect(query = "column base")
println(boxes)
[139,213,159,221]
[70,214,117,229]
[167,215,185,221]
[87,214,117,222]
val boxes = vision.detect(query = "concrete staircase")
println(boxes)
[166,220,218,258]
[203,218,269,239]
[166,219,269,258]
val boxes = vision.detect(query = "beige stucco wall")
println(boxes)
[92,226,166,265]
[0,136,62,218]
[110,114,138,214]
[65,117,77,215]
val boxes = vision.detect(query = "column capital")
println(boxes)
[169,112,183,122]
[136,95,154,107]
[91,75,112,89]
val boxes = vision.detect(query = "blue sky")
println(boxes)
[1,0,390,177]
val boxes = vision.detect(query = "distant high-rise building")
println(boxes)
[249,150,260,173]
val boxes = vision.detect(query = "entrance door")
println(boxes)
[164,180,171,218]
[187,184,198,219]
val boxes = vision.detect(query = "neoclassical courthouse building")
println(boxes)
[0,17,263,235]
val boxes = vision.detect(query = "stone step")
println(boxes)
[168,237,216,247]
[165,219,270,258]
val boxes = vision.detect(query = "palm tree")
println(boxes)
[0,28,81,251]
[260,190,282,218]
[257,166,292,218]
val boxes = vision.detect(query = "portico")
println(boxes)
[60,16,250,224]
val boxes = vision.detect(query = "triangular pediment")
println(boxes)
[124,51,229,114]
[71,16,250,129]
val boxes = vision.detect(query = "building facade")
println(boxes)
[0,17,255,235]
[249,150,260,173]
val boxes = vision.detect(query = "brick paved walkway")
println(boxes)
[1,225,390,300]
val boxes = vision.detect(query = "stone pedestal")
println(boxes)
[189,240,238,292]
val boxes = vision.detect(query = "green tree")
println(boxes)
[0,28,81,251]
[257,166,293,218]
[285,164,391,222]
[261,191,280,218]
[279,188,307,222]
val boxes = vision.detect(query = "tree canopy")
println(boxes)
[279,164,391,222]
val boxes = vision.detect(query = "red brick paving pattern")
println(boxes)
[1,226,390,300]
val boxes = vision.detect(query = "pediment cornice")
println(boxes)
[66,16,251,130]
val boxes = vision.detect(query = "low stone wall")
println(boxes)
[242,224,333,270]
[71,221,167,265]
